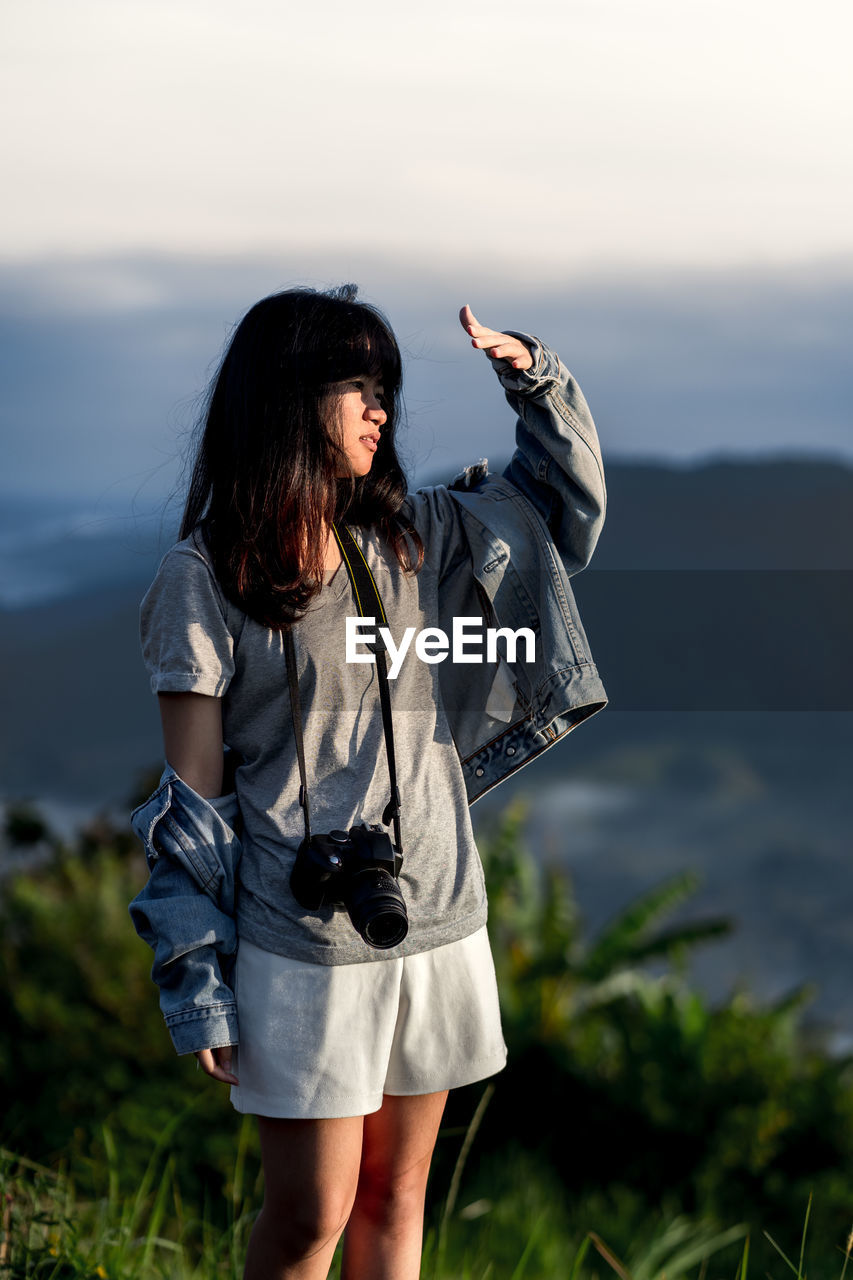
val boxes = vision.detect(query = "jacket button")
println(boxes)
[506,746,516,756]
[475,767,485,777]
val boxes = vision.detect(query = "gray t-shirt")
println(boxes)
[140,512,488,965]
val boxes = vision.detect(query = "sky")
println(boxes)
[1,0,851,502]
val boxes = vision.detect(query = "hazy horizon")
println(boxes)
[2,252,851,506]
[4,0,851,505]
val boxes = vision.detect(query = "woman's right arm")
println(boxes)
[154,691,239,1084]
[158,691,225,798]
[132,545,241,1078]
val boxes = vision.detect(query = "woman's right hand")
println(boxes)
[195,1045,239,1085]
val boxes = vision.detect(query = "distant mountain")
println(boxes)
[0,496,177,609]
[0,580,154,805]
[595,457,853,569]
[1,456,850,802]
[3,455,852,611]
[461,455,853,569]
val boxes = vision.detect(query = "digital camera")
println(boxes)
[289,822,408,950]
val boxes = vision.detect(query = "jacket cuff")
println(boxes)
[488,332,561,396]
[166,1002,240,1056]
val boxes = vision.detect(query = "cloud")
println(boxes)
[2,0,852,270]
[0,253,851,503]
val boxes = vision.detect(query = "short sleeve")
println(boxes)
[140,543,235,697]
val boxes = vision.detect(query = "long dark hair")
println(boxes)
[180,285,423,628]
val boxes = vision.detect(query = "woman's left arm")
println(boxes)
[459,304,606,577]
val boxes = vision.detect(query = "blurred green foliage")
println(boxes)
[1,793,853,1271]
[0,809,246,1209]
[471,799,853,1256]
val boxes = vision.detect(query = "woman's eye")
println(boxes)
[347,378,385,402]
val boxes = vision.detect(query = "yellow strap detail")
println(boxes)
[331,524,388,627]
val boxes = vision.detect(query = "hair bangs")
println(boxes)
[325,304,402,396]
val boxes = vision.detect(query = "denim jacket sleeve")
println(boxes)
[493,333,606,576]
[128,767,242,1056]
[414,330,608,801]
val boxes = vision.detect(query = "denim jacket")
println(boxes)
[129,333,608,1055]
[129,774,243,1053]
[413,334,608,803]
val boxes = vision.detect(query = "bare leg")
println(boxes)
[244,1114,364,1280]
[341,1090,449,1280]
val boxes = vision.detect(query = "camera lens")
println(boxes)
[347,868,408,950]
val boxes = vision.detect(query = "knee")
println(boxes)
[354,1152,432,1231]
[256,1194,353,1261]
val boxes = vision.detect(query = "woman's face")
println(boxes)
[328,374,388,477]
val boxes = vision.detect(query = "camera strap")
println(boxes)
[284,523,403,855]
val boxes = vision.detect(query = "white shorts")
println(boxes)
[229,926,507,1119]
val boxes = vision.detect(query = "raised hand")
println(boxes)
[459,304,533,371]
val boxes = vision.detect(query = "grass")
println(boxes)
[0,1113,259,1280]
[2,1112,851,1280]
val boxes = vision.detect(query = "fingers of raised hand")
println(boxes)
[195,1045,239,1085]
[458,304,534,370]
[459,304,498,344]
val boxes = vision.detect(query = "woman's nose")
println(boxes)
[365,396,387,425]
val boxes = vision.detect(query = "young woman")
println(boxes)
[130,285,608,1279]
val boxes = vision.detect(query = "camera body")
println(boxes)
[290,822,408,950]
